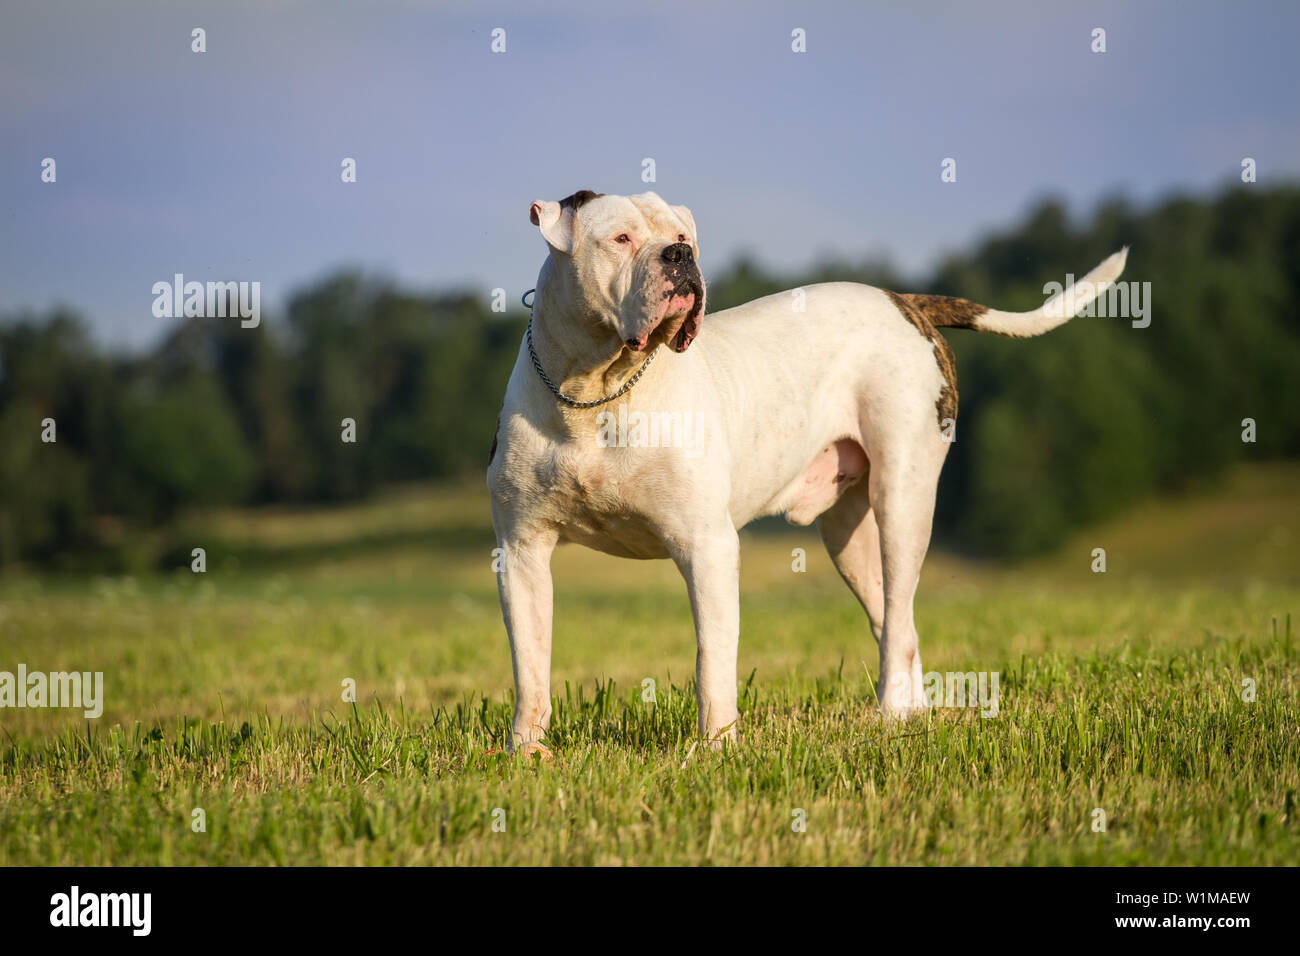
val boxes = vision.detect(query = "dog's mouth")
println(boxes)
[669,275,704,352]
[627,274,705,354]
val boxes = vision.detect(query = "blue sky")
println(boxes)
[2,0,1298,349]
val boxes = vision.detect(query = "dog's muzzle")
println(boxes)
[626,243,705,354]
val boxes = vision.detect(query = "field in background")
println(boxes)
[0,463,1296,865]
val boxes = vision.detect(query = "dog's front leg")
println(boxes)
[672,529,742,746]
[495,529,558,755]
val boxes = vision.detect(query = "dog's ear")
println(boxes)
[529,200,575,254]
[529,190,603,255]
[671,204,698,250]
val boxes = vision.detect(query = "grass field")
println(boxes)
[0,463,1297,865]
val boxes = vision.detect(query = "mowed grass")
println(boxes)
[0,464,1297,865]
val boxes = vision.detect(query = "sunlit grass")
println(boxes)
[0,463,1296,864]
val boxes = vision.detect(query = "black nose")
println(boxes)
[661,242,693,265]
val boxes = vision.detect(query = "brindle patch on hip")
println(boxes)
[894,293,986,330]
[885,290,959,428]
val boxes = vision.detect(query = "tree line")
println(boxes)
[2,183,1297,568]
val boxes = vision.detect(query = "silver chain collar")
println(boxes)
[522,288,656,409]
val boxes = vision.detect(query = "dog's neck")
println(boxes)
[530,266,649,408]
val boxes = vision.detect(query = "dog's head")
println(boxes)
[529,190,705,353]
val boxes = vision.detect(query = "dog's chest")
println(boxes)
[535,441,673,559]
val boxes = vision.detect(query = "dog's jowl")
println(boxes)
[487,189,1127,754]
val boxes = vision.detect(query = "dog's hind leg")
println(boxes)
[820,476,928,712]
[818,478,885,646]
[869,431,947,717]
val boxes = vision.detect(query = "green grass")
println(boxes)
[0,464,1297,865]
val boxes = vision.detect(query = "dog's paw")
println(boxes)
[877,674,929,719]
[876,700,928,721]
[504,740,553,761]
[700,718,742,752]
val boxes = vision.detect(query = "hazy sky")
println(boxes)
[2,0,1298,349]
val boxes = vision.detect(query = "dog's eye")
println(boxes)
[614,233,632,244]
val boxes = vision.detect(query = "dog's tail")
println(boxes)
[904,247,1129,338]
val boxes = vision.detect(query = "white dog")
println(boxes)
[488,189,1126,754]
